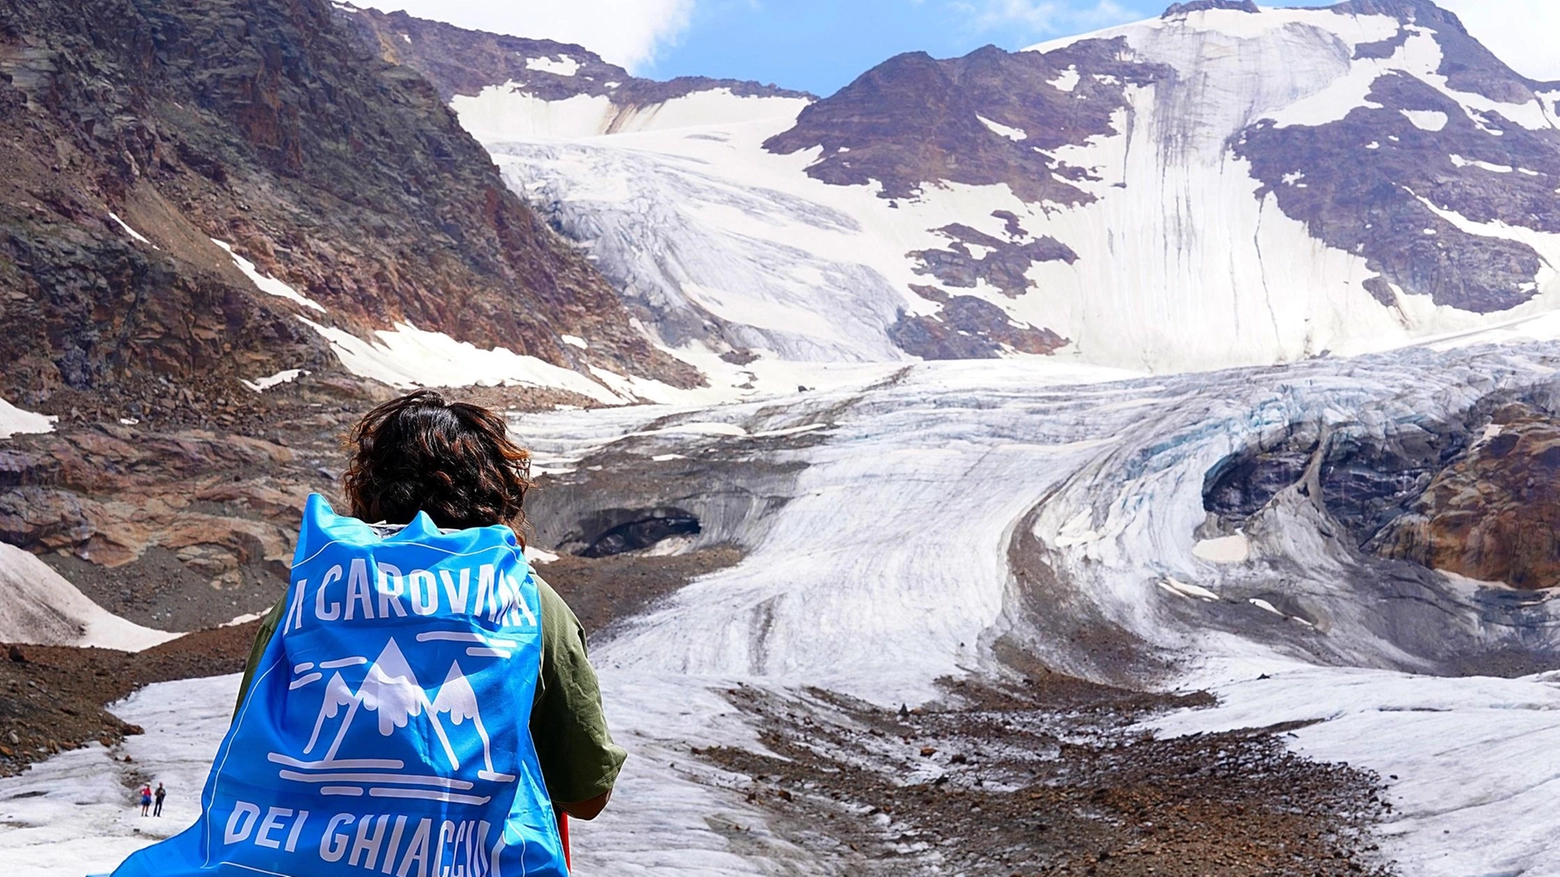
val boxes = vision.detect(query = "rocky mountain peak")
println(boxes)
[1162,0,1259,18]
[337,5,811,115]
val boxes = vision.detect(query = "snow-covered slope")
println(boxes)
[529,340,1560,875]
[439,0,1560,379]
[0,543,176,651]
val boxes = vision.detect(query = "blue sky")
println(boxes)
[639,0,1338,96]
[361,0,1560,95]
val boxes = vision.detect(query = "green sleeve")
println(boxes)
[235,596,287,715]
[530,577,628,804]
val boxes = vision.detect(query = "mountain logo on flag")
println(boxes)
[268,634,517,805]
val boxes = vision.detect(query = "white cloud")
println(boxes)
[354,0,695,72]
[956,0,1135,36]
[1436,0,1560,82]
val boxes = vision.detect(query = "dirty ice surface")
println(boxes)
[12,345,1560,875]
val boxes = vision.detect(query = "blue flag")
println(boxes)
[111,494,569,877]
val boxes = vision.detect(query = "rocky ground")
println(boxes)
[0,622,260,777]
[0,375,619,631]
[703,675,1393,877]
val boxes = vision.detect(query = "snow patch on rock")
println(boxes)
[0,542,177,651]
[0,396,54,439]
[107,212,153,247]
[977,115,1027,141]
[211,239,326,313]
[1402,109,1449,132]
[298,318,625,403]
[1048,65,1081,93]
[240,368,306,393]
[524,55,579,77]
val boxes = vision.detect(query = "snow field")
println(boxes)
[11,346,1560,873]
[0,675,235,876]
[0,543,177,652]
[464,5,1560,387]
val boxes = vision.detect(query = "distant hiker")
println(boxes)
[138,785,151,817]
[153,782,165,817]
[108,390,623,877]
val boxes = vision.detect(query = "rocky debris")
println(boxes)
[765,41,1168,204]
[337,6,810,107]
[1375,404,1560,589]
[701,674,1391,876]
[0,621,263,778]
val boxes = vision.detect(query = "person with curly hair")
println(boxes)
[235,390,624,823]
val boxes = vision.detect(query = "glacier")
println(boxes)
[19,338,1560,875]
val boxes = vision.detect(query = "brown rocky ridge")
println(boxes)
[337,5,811,118]
[0,0,694,428]
[1205,387,1560,598]
[1374,403,1560,589]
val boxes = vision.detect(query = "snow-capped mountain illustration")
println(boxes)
[431,662,516,783]
[283,637,514,801]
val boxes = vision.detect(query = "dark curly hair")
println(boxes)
[342,391,533,542]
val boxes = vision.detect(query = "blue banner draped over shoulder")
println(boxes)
[111,494,568,877]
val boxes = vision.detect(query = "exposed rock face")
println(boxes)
[1205,391,1560,591]
[1203,417,1472,549]
[891,289,1068,360]
[1236,3,1560,313]
[765,42,1167,204]
[1375,406,1560,589]
[0,0,690,425]
[337,5,810,107]
[911,222,1078,298]
[1164,0,1260,17]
